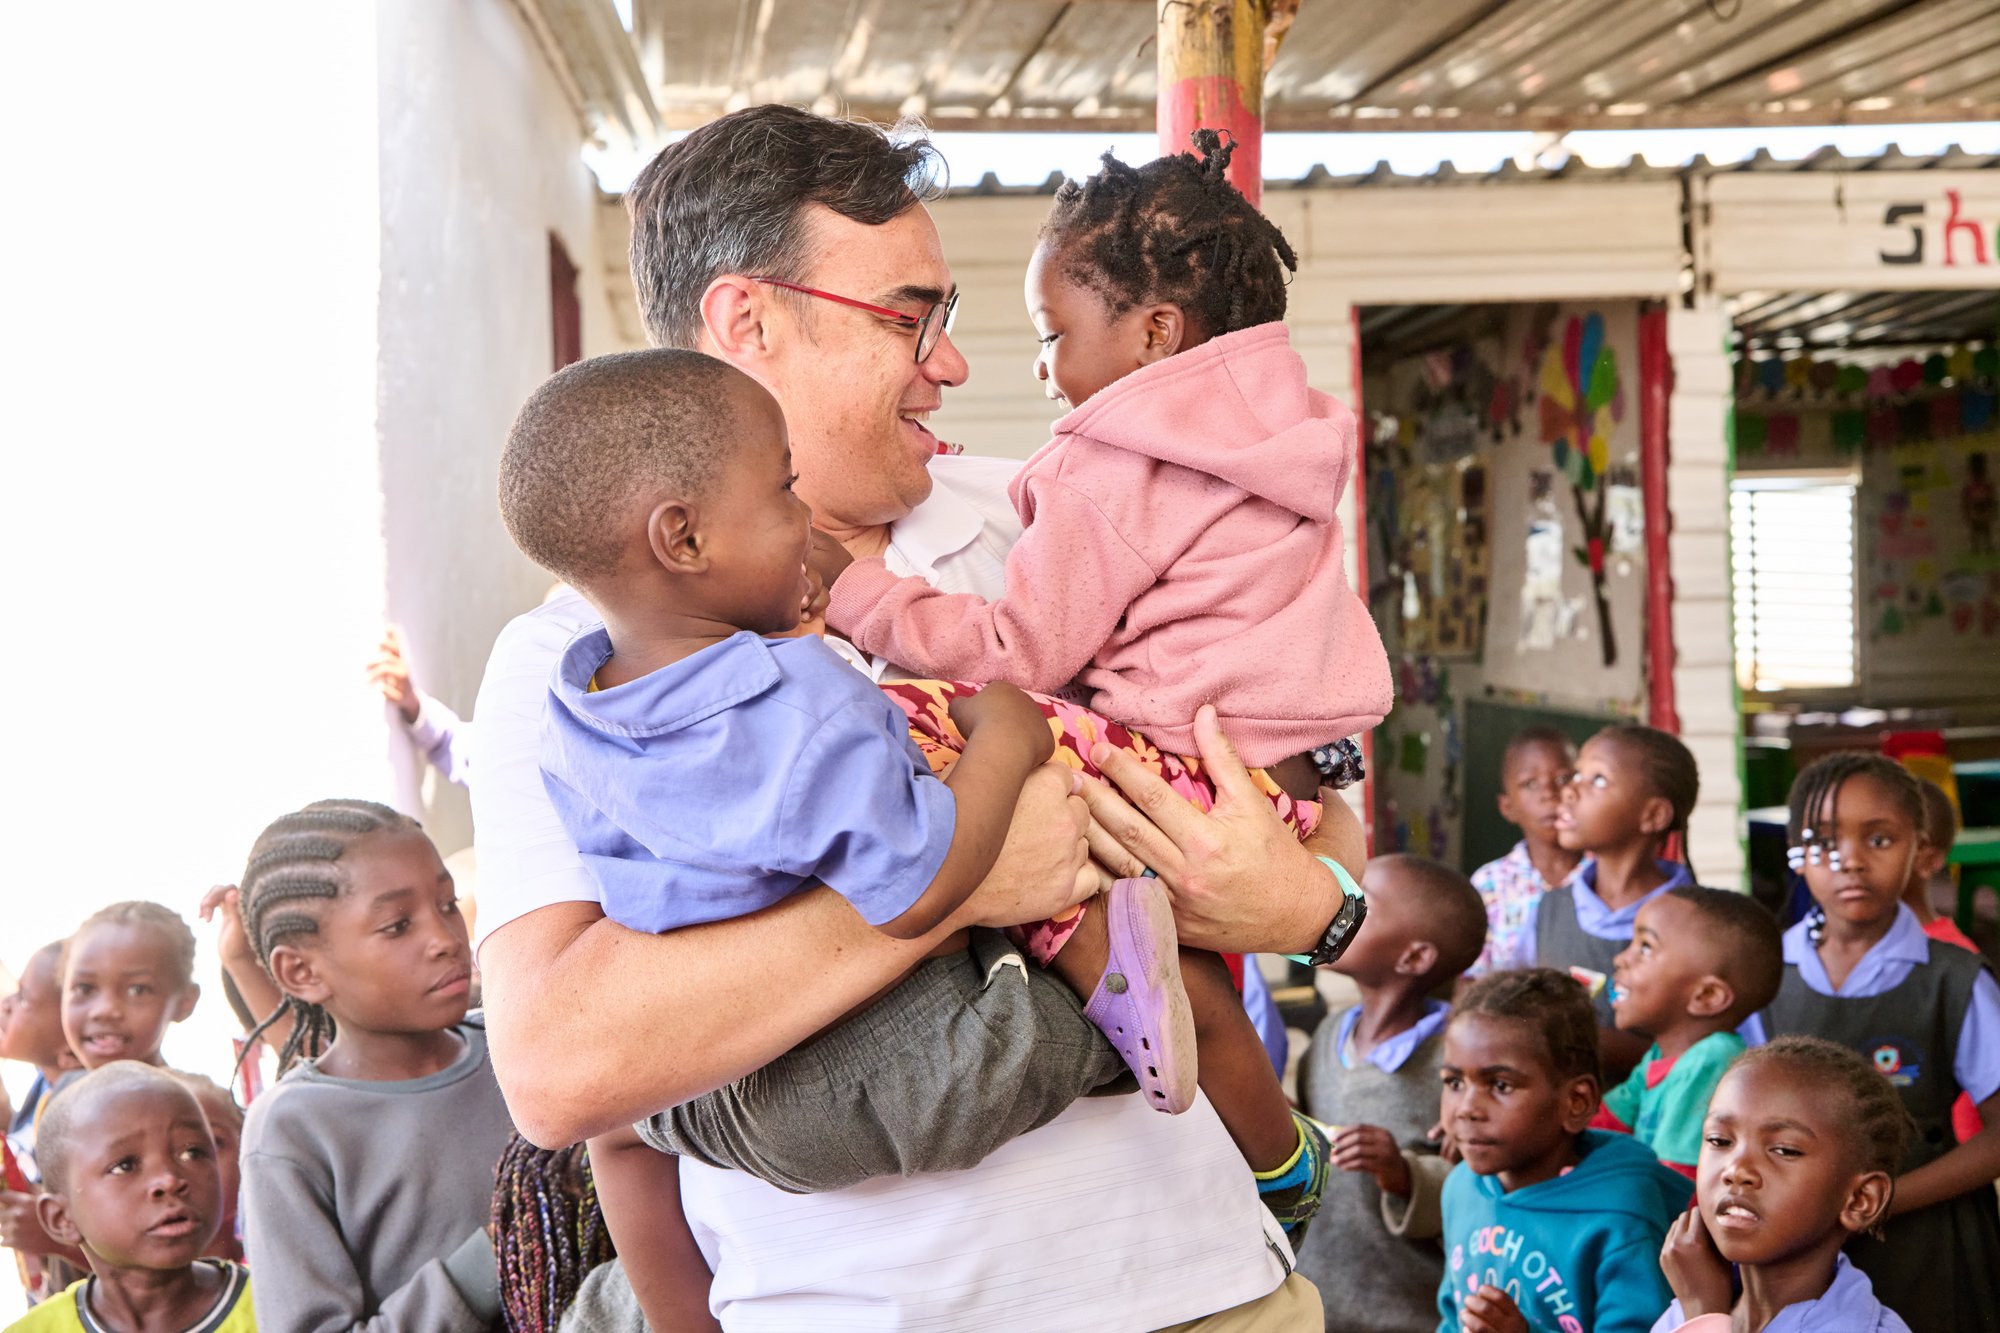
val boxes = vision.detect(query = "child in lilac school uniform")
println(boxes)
[1594,887,1783,1179]
[1520,724,1699,1084]
[1295,855,1488,1333]
[1743,753,2000,1333]
[1468,729,1584,978]
[1652,1038,1915,1333]
[1436,969,1685,1333]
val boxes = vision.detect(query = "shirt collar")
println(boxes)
[1337,1000,1450,1074]
[550,627,780,738]
[1781,902,1929,987]
[1573,859,1692,935]
[1507,841,1591,891]
[884,464,984,581]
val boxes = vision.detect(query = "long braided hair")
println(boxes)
[493,1135,617,1332]
[1038,128,1297,338]
[235,799,423,1076]
[1590,723,1700,881]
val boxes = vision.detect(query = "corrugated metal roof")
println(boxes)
[1733,287,2000,351]
[543,0,2000,147]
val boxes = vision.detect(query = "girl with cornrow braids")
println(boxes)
[821,128,1391,1236]
[1738,754,2000,1333]
[234,799,517,1333]
[1512,723,1700,1085]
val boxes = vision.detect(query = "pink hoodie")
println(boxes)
[826,322,1393,767]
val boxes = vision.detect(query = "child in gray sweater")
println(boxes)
[1295,855,1487,1333]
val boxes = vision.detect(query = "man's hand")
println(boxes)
[951,763,1101,930]
[1078,705,1332,953]
[1332,1124,1412,1198]
[808,528,854,592]
[0,1189,52,1255]
[1461,1284,1529,1333]
[366,626,421,724]
[1659,1206,1732,1319]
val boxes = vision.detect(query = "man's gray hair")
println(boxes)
[627,104,945,349]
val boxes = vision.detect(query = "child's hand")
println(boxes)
[772,565,832,640]
[948,683,1056,766]
[366,625,421,724]
[1332,1124,1412,1197]
[1660,1205,1732,1318]
[808,528,854,591]
[0,1189,52,1255]
[1428,1119,1462,1164]
[198,884,257,973]
[1461,1285,1529,1333]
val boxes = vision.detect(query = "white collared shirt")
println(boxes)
[469,453,1289,1328]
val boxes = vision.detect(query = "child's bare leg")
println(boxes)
[588,1126,722,1333]
[1181,949,1297,1169]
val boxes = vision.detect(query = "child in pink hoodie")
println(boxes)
[823,131,1394,1233]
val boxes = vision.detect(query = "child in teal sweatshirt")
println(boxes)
[1437,969,1688,1333]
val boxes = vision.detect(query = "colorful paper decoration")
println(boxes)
[1537,312,1624,667]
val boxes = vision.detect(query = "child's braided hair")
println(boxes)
[1786,751,1925,870]
[66,901,199,991]
[493,1135,617,1332]
[1039,128,1296,338]
[235,798,423,1076]
[1452,966,1601,1086]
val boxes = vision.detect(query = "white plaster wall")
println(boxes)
[375,0,644,852]
[2,5,389,1093]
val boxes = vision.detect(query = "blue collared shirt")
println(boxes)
[1650,1253,1911,1332]
[1741,903,2000,1103]
[1518,858,1694,964]
[540,628,956,934]
[1335,999,1450,1074]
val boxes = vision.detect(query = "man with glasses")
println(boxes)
[473,104,1357,1330]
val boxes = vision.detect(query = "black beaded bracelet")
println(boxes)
[1308,737,1366,789]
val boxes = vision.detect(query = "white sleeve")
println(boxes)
[469,589,605,953]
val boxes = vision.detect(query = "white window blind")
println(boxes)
[1731,478,1857,692]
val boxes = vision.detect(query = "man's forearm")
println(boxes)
[482,892,943,1147]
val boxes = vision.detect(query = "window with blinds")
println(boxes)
[1731,478,1858,692]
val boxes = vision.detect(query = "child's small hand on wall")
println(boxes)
[1461,1284,1529,1333]
[1332,1124,1412,1197]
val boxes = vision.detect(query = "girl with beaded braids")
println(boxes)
[819,128,1391,1233]
[1738,754,2000,1333]
[234,799,517,1333]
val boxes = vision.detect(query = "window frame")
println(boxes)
[1730,468,1861,699]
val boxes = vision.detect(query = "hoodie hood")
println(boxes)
[1468,1130,1691,1221]
[1051,322,1346,523]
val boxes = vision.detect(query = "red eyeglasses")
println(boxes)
[753,278,959,363]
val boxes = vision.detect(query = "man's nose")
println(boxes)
[923,329,969,388]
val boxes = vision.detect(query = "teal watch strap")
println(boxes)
[1282,856,1366,965]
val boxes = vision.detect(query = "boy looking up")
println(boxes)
[1598,887,1782,1179]
[1296,854,1488,1333]
[1468,730,1582,977]
[8,1061,252,1332]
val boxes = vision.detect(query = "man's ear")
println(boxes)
[1685,974,1734,1021]
[1560,1075,1601,1134]
[266,945,332,1009]
[646,500,708,576]
[1394,940,1439,978]
[699,277,773,365]
[1844,1169,1895,1237]
[170,982,201,1024]
[36,1191,81,1248]
[1136,304,1189,364]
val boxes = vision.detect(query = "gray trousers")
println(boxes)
[641,928,1127,1193]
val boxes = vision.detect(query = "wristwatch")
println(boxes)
[1284,855,1369,968]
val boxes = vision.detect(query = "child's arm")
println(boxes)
[875,683,1056,940]
[1378,1148,1453,1241]
[587,1127,722,1333]
[826,476,1159,694]
[1888,1087,2000,1216]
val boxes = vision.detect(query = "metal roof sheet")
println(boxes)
[537,0,2000,148]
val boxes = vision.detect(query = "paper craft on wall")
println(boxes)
[1534,312,1626,667]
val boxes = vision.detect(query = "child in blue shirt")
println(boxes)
[1437,968,1687,1333]
[1595,887,1782,1178]
[1652,1036,1914,1333]
[1743,753,2000,1333]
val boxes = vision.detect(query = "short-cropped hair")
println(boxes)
[1665,886,1784,1021]
[499,349,757,589]
[1453,967,1600,1085]
[38,1061,202,1195]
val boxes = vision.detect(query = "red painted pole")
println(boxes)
[1157,0,1267,205]
[1640,303,1681,736]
